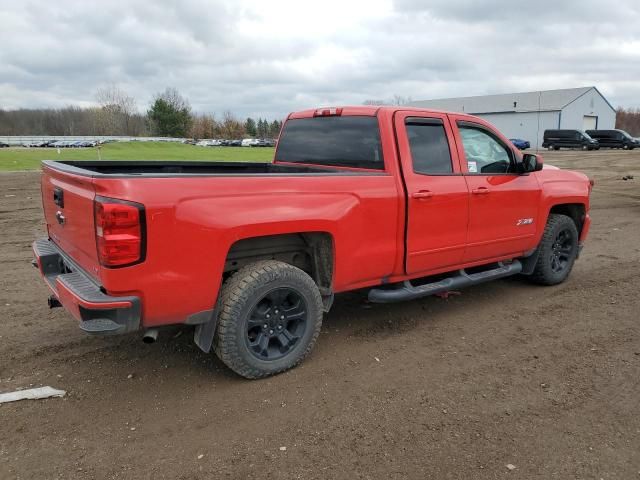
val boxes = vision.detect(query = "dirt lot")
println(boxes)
[1,150,639,479]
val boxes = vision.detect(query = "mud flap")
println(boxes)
[194,312,218,353]
[520,247,541,275]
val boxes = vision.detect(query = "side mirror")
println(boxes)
[522,153,543,173]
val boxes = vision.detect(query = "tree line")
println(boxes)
[615,107,640,136]
[0,85,282,139]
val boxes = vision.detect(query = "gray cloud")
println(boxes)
[1,0,639,119]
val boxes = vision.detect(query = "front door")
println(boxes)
[394,111,469,275]
[450,117,542,262]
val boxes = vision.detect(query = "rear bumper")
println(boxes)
[32,238,141,335]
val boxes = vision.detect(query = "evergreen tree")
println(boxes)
[147,87,192,137]
[269,120,281,138]
[244,117,257,137]
[257,118,267,138]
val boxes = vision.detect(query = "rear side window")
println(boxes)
[275,116,383,170]
[405,119,453,174]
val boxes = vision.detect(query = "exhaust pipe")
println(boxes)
[48,296,62,309]
[142,328,159,344]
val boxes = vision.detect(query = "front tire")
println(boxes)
[214,260,323,379]
[529,214,579,285]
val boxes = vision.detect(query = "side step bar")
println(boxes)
[368,260,522,303]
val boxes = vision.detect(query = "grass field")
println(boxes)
[0,142,275,171]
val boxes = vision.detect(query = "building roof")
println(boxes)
[409,86,612,114]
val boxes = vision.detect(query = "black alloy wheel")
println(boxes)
[549,228,574,274]
[245,287,307,361]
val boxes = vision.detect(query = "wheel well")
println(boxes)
[549,203,585,235]
[224,232,334,295]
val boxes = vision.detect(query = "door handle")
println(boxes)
[55,211,65,225]
[412,190,434,199]
[472,187,490,195]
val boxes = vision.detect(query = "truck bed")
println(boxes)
[43,160,358,176]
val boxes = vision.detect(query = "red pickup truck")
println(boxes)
[33,106,592,378]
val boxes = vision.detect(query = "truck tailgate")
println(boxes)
[41,165,99,278]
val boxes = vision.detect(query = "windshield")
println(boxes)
[275,116,383,170]
[618,129,633,139]
[580,131,594,140]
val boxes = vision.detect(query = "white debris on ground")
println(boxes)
[0,386,66,404]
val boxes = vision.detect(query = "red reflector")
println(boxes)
[95,199,144,267]
[313,107,343,117]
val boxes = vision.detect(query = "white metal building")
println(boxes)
[409,86,616,149]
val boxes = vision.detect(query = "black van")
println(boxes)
[542,130,600,151]
[585,129,639,150]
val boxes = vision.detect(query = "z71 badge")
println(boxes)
[516,218,534,226]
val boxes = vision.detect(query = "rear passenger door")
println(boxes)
[394,111,469,275]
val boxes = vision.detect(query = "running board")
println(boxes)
[368,260,522,303]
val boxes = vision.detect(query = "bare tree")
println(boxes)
[95,84,137,135]
[156,87,191,113]
[219,111,245,139]
[616,107,640,136]
[189,113,218,139]
[363,94,413,106]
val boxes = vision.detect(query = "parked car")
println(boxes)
[585,129,639,150]
[542,129,599,151]
[509,138,530,150]
[230,139,242,147]
[33,106,593,379]
[0,141,9,148]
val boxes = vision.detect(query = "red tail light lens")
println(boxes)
[94,198,145,267]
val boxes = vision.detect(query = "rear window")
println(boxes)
[405,119,453,174]
[275,116,383,170]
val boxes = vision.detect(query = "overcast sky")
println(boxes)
[1,0,639,119]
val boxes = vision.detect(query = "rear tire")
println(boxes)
[529,214,579,285]
[214,260,323,379]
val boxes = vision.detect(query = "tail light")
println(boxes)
[94,197,145,267]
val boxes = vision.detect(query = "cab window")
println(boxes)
[405,118,453,174]
[458,125,513,174]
